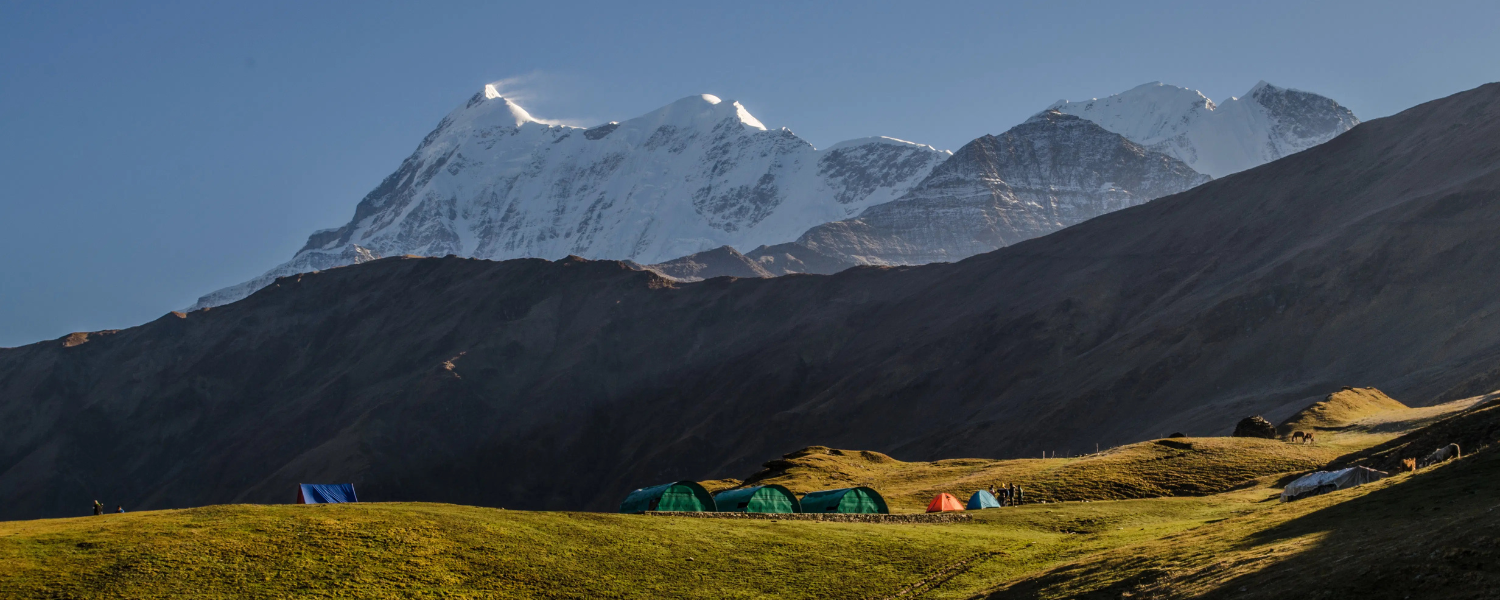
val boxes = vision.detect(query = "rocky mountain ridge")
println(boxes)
[193,81,1355,301]
[727,111,1209,273]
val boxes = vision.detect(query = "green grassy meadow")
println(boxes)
[0,494,1257,599]
[2,390,1492,599]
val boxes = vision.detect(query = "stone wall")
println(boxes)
[642,511,972,523]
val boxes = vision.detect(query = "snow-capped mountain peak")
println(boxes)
[191,87,949,309]
[610,94,768,141]
[458,88,543,129]
[1048,81,1357,177]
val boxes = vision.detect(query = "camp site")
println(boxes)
[3,387,1497,598]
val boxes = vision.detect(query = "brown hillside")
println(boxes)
[1276,386,1408,433]
[1329,392,1500,473]
[738,439,1342,512]
[984,402,1500,599]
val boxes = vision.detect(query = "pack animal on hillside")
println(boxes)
[1289,431,1307,444]
[1302,432,1315,445]
[1402,458,1417,472]
[1419,444,1460,468]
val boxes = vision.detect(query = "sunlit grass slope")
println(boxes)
[3,391,1483,598]
[980,420,1500,599]
[1276,386,1408,433]
[742,438,1342,513]
[0,494,1260,599]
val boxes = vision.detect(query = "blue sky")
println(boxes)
[2,0,1498,347]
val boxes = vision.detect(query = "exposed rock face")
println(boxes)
[1233,416,1278,439]
[776,112,1209,268]
[643,246,773,281]
[191,91,948,309]
[1049,81,1359,178]
[2,83,1499,520]
[742,241,861,276]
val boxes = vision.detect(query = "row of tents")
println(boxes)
[619,482,888,514]
[619,481,1013,514]
[296,481,1008,514]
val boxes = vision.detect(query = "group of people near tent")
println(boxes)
[618,482,890,514]
[989,483,1024,506]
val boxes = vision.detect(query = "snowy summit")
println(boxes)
[1048,81,1359,178]
[191,87,950,309]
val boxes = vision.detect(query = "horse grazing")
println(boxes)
[1289,431,1307,444]
[1420,444,1461,468]
[1303,432,1316,445]
[1402,458,1417,472]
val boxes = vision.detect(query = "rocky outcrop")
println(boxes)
[643,246,774,281]
[1233,416,1277,439]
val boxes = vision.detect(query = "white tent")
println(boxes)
[1281,466,1387,502]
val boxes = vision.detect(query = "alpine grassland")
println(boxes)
[2,392,1493,598]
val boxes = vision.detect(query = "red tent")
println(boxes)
[926,493,964,513]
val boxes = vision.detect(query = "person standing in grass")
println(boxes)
[92,500,103,516]
[1012,484,1023,505]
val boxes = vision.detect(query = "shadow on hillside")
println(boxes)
[980,445,1500,599]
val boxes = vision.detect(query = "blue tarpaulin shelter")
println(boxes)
[966,490,1000,510]
[298,483,358,504]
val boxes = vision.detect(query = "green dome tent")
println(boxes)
[618,481,716,513]
[713,485,801,513]
[799,487,888,514]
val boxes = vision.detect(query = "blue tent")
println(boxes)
[298,483,358,504]
[966,489,1000,510]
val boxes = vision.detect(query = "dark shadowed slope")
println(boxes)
[2,84,1499,519]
